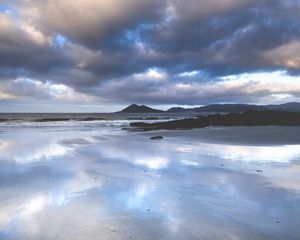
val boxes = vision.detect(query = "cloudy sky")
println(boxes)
[1,0,300,112]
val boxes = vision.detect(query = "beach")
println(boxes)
[0,120,300,239]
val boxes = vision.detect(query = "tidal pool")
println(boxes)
[0,123,300,240]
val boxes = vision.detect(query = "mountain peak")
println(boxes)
[120,104,163,113]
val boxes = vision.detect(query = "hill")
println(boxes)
[119,102,300,114]
[166,102,300,113]
[119,104,164,113]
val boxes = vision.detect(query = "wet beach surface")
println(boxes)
[0,122,300,239]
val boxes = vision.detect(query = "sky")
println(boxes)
[0,0,300,112]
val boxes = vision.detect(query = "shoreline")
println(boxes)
[138,126,300,146]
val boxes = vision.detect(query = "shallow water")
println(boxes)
[0,122,300,240]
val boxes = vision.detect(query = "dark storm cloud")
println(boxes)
[139,0,300,76]
[33,0,165,50]
[0,13,75,79]
[77,0,300,79]
[0,0,300,109]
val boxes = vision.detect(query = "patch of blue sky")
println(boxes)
[0,4,17,15]
[52,34,68,48]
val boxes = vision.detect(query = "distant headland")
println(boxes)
[119,102,300,113]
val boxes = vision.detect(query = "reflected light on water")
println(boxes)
[135,156,169,169]
[126,181,156,210]
[218,144,300,162]
[180,159,199,166]
[176,143,300,163]
[0,141,69,163]
[0,126,300,239]
[22,195,47,217]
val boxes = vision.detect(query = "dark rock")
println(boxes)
[131,110,300,131]
[150,136,164,140]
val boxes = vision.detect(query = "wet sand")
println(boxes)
[0,123,300,239]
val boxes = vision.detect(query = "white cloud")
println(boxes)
[178,71,200,77]
[0,13,51,47]
[0,78,95,102]
[134,68,167,82]
[97,70,300,105]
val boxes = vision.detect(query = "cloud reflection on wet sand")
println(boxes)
[0,126,300,239]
